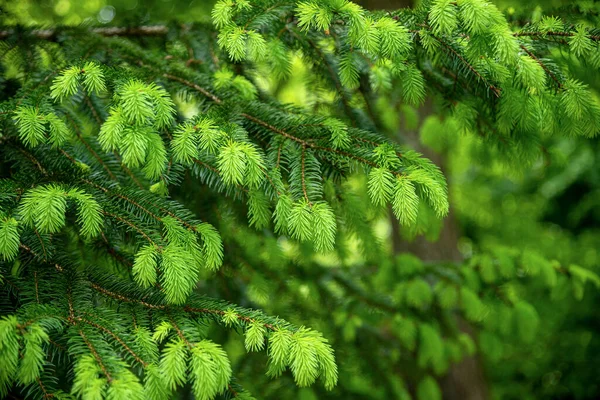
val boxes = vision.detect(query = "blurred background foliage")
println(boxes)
[2,0,600,25]
[2,0,599,399]
[0,0,215,25]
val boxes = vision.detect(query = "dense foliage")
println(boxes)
[1,0,599,399]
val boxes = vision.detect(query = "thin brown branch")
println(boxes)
[519,44,563,89]
[241,113,308,146]
[113,152,144,190]
[77,329,113,382]
[34,271,40,304]
[0,25,169,40]
[76,316,148,367]
[183,306,277,331]
[58,148,78,165]
[101,211,158,247]
[228,385,239,398]
[260,166,282,196]
[276,142,283,168]
[100,232,134,268]
[33,229,48,261]
[88,281,279,331]
[87,180,163,222]
[19,244,41,262]
[193,158,220,174]
[163,73,222,104]
[168,316,193,349]
[65,113,117,181]
[435,36,502,97]
[84,94,103,125]
[35,377,54,399]
[48,338,67,352]
[19,243,65,272]
[90,282,166,309]
[300,146,312,205]
[16,147,47,175]
[514,31,600,41]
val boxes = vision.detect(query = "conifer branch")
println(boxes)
[19,244,42,264]
[34,271,40,304]
[77,329,113,383]
[83,94,104,126]
[241,112,382,170]
[2,275,21,293]
[514,31,600,41]
[90,282,167,309]
[288,27,357,124]
[85,180,164,223]
[192,158,250,194]
[88,281,280,331]
[434,36,502,97]
[260,166,282,197]
[48,338,67,352]
[57,148,78,165]
[240,113,310,147]
[16,147,47,175]
[519,44,563,89]
[33,230,48,262]
[101,211,158,247]
[101,234,134,268]
[115,154,145,190]
[4,24,600,43]
[75,316,149,367]
[162,73,223,104]
[65,114,118,181]
[184,306,278,331]
[300,146,312,205]
[0,26,170,40]
[83,178,206,235]
[168,316,193,349]
[35,376,53,399]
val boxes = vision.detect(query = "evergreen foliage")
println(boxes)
[1,0,600,399]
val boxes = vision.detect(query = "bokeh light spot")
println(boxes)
[84,0,104,13]
[54,0,71,16]
[97,5,116,23]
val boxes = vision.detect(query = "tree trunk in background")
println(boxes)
[391,143,489,400]
[359,2,490,398]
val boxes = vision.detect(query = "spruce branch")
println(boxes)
[519,44,564,89]
[64,113,118,181]
[433,35,502,97]
[0,26,170,40]
[76,329,113,383]
[74,316,149,367]
[514,30,600,42]
[89,280,280,331]
[300,146,312,205]
[4,24,599,43]
[101,211,158,247]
